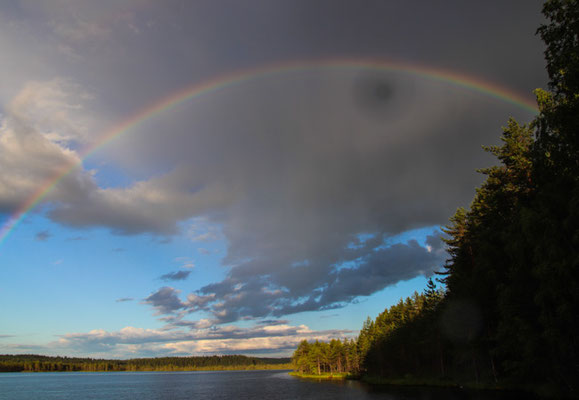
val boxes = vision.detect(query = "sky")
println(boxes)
[0,0,547,359]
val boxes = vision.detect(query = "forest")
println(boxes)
[0,354,290,372]
[292,0,579,396]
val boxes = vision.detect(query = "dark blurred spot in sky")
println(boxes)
[352,73,396,119]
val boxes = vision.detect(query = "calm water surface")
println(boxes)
[0,370,527,399]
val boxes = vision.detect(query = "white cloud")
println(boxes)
[9,78,93,144]
[175,256,195,269]
[0,322,353,358]
[0,79,96,213]
[187,218,222,242]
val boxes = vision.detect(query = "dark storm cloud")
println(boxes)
[78,69,532,323]
[0,0,544,129]
[0,1,547,326]
[159,270,191,282]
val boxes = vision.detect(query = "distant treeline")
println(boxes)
[0,354,290,372]
[293,1,579,395]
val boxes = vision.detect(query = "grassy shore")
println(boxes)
[288,372,354,380]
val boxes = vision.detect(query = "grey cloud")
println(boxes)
[142,287,186,315]
[257,319,289,326]
[162,317,214,330]
[35,230,52,241]
[47,168,205,235]
[160,270,191,282]
[55,323,353,350]
[426,233,445,252]
[196,277,286,324]
[3,1,545,113]
[311,238,445,309]
[154,236,447,323]
[115,297,134,303]
[185,293,215,309]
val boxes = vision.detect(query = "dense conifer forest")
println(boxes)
[0,354,290,372]
[292,0,579,396]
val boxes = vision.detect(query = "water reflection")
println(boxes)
[0,370,535,400]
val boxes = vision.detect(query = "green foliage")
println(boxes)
[291,338,359,376]
[360,287,446,379]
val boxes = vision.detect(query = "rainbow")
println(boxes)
[0,58,539,247]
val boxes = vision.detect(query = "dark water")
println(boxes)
[0,370,526,399]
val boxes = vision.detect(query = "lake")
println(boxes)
[0,370,529,399]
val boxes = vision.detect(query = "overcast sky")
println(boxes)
[0,0,546,358]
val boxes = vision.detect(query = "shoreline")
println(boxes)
[290,372,564,398]
[288,372,354,380]
[1,365,293,373]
